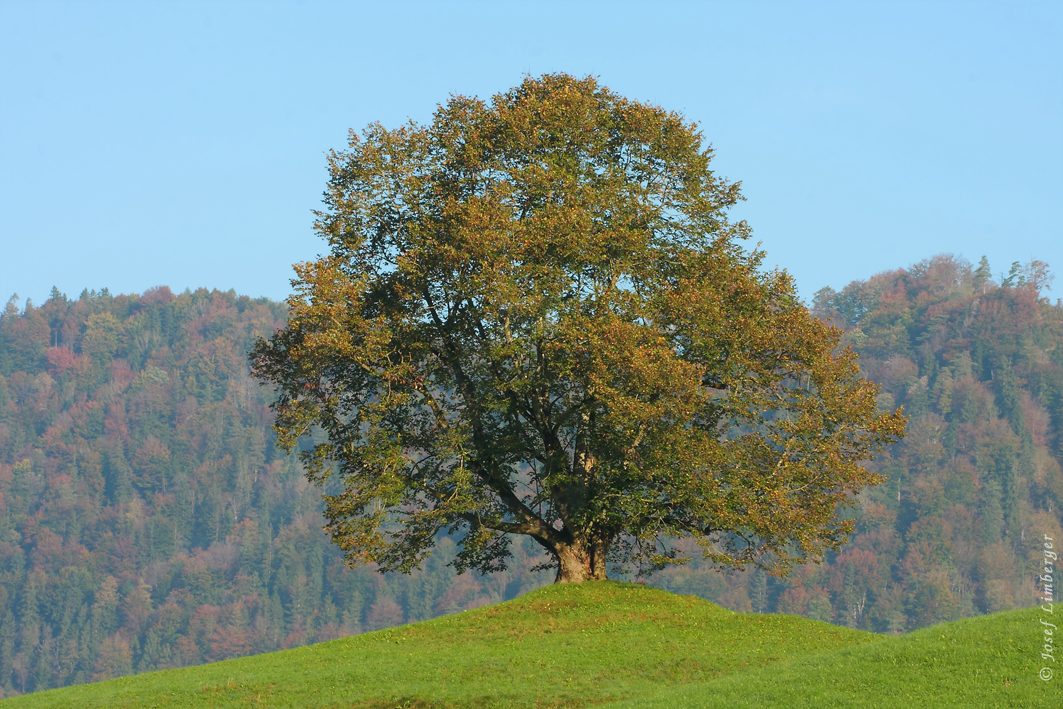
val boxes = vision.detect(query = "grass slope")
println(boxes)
[2,582,873,708]
[603,606,1059,708]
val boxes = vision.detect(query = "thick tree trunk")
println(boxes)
[554,538,610,583]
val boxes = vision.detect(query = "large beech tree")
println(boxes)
[252,74,906,583]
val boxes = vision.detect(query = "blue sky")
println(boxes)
[1,0,1060,307]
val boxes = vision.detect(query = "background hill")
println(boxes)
[0,253,1059,696]
[0,286,553,697]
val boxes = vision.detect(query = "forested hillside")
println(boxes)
[0,287,549,697]
[651,255,1063,631]
[0,254,1060,697]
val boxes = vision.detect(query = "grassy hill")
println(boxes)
[3,582,873,708]
[603,601,1056,708]
[2,581,1052,708]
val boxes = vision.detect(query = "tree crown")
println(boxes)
[252,74,906,583]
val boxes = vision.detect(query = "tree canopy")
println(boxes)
[252,74,905,583]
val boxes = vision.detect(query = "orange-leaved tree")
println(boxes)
[251,74,906,583]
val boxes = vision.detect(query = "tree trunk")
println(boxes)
[554,538,610,583]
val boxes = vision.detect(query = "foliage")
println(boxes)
[651,254,1063,632]
[252,73,905,583]
[0,287,550,698]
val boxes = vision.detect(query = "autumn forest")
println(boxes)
[0,253,1060,697]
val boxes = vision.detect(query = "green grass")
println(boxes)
[1,582,873,708]
[601,605,1059,708]
[4,583,1055,708]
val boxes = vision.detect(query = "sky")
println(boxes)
[1,0,1060,308]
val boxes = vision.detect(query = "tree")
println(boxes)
[251,74,906,583]
[974,256,992,293]
[1020,259,1054,296]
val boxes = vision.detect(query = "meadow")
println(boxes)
[1,581,1053,708]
